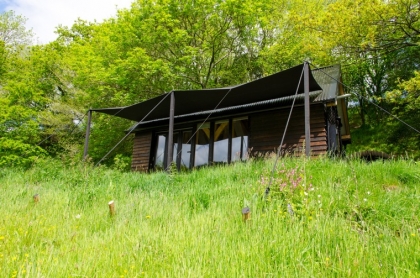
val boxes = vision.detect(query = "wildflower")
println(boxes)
[25,253,29,258]
[0,236,4,240]
[363,198,367,202]
[146,215,151,219]
[75,214,81,219]
[411,233,416,237]
[367,191,371,195]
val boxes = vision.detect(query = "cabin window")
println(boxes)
[213,120,229,163]
[152,117,248,171]
[178,130,192,170]
[172,132,179,165]
[194,123,210,167]
[154,130,193,171]
[154,134,167,170]
[232,117,249,161]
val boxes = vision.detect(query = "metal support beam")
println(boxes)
[304,62,311,157]
[83,109,92,161]
[228,118,232,164]
[166,92,175,171]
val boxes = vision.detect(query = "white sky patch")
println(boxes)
[0,0,134,44]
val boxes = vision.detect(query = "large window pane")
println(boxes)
[172,132,179,165]
[232,118,249,161]
[213,120,229,163]
[195,123,210,167]
[155,134,167,170]
[180,131,192,169]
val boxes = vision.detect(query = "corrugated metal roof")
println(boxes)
[312,64,341,102]
[133,91,321,128]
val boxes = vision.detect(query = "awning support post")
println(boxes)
[304,62,311,156]
[83,109,92,161]
[166,92,175,171]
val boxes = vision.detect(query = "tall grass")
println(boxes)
[1,157,419,277]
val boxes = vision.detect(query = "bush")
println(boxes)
[0,138,47,168]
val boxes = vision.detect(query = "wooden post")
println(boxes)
[83,109,92,161]
[166,92,175,171]
[33,194,39,203]
[242,207,250,222]
[108,200,115,216]
[304,62,311,157]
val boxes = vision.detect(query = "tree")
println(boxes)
[117,0,275,89]
[0,10,33,48]
[0,14,82,166]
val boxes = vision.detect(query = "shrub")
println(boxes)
[0,138,47,168]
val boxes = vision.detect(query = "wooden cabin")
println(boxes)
[89,64,351,172]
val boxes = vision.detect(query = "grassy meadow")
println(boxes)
[1,156,420,277]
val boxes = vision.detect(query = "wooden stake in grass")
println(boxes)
[108,200,116,217]
[242,206,250,222]
[33,194,40,203]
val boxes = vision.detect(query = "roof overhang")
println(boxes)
[131,91,322,131]
[91,63,322,123]
[312,64,342,102]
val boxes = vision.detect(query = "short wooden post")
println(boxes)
[33,194,39,203]
[242,207,250,222]
[108,200,115,216]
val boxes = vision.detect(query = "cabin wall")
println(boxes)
[131,103,328,172]
[249,103,327,156]
[131,131,152,172]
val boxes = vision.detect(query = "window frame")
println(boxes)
[151,116,248,171]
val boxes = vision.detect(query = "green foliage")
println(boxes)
[0,138,47,168]
[112,154,132,172]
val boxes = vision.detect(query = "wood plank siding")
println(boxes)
[249,104,327,156]
[131,131,152,172]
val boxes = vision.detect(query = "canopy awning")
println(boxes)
[91,63,322,122]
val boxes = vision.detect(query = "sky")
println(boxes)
[0,0,134,44]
